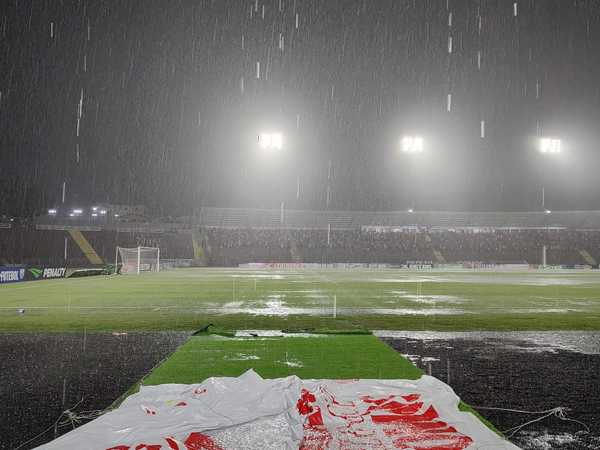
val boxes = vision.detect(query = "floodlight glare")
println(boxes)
[258,132,283,150]
[99,209,107,215]
[48,209,57,215]
[539,138,561,153]
[91,213,98,217]
[545,209,552,214]
[72,209,83,215]
[401,136,424,153]
[408,208,414,213]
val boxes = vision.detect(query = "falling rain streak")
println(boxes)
[1,0,600,216]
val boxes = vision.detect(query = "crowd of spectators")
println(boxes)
[204,227,600,266]
[3,226,600,268]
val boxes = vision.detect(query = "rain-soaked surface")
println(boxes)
[378,331,600,450]
[0,332,188,450]
[1,330,600,449]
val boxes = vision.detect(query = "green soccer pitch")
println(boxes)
[1,267,600,332]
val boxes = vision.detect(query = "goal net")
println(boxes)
[116,246,160,274]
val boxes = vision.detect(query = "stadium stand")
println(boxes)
[3,208,600,268]
[203,227,592,266]
[0,224,195,268]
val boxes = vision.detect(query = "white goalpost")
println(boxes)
[115,246,160,274]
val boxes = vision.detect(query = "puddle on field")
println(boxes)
[277,359,304,368]
[224,353,261,361]
[200,306,469,316]
[234,330,329,338]
[370,277,451,283]
[369,273,599,286]
[197,291,469,316]
[0,332,188,450]
[507,307,585,314]
[387,290,466,305]
[374,330,600,354]
[380,331,600,450]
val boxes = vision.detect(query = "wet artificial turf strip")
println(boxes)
[1,268,600,332]
[142,334,422,383]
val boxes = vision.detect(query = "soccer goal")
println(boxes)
[115,246,160,274]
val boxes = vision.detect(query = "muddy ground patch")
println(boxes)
[0,332,188,450]
[379,331,600,450]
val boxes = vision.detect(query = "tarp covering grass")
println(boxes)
[58,332,504,450]
[38,369,519,449]
[135,333,497,434]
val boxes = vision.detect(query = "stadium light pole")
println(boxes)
[537,137,562,211]
[400,136,424,210]
[256,131,286,221]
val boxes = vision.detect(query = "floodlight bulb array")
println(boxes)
[258,133,283,150]
[539,138,561,153]
[401,136,424,153]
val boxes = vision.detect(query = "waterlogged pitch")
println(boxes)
[1,268,600,331]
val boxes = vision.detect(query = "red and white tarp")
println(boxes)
[36,370,520,450]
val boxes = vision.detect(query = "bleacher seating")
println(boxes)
[4,209,600,267]
[203,227,600,267]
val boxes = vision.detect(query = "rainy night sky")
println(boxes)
[2,0,600,217]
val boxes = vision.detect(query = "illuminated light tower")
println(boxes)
[401,136,424,153]
[400,137,423,212]
[538,137,562,210]
[539,137,561,154]
[258,132,283,151]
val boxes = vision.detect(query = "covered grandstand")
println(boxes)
[3,208,600,268]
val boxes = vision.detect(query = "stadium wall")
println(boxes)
[0,225,197,268]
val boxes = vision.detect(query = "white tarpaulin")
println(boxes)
[36,370,520,450]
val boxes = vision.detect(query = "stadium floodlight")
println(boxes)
[91,213,98,217]
[72,208,83,215]
[48,209,57,215]
[258,132,283,151]
[539,138,561,153]
[68,213,75,217]
[401,136,424,153]
[114,214,120,218]
[545,209,552,214]
[99,209,107,215]
[408,208,414,213]
[92,206,98,211]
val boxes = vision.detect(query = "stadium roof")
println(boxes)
[28,207,600,231]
